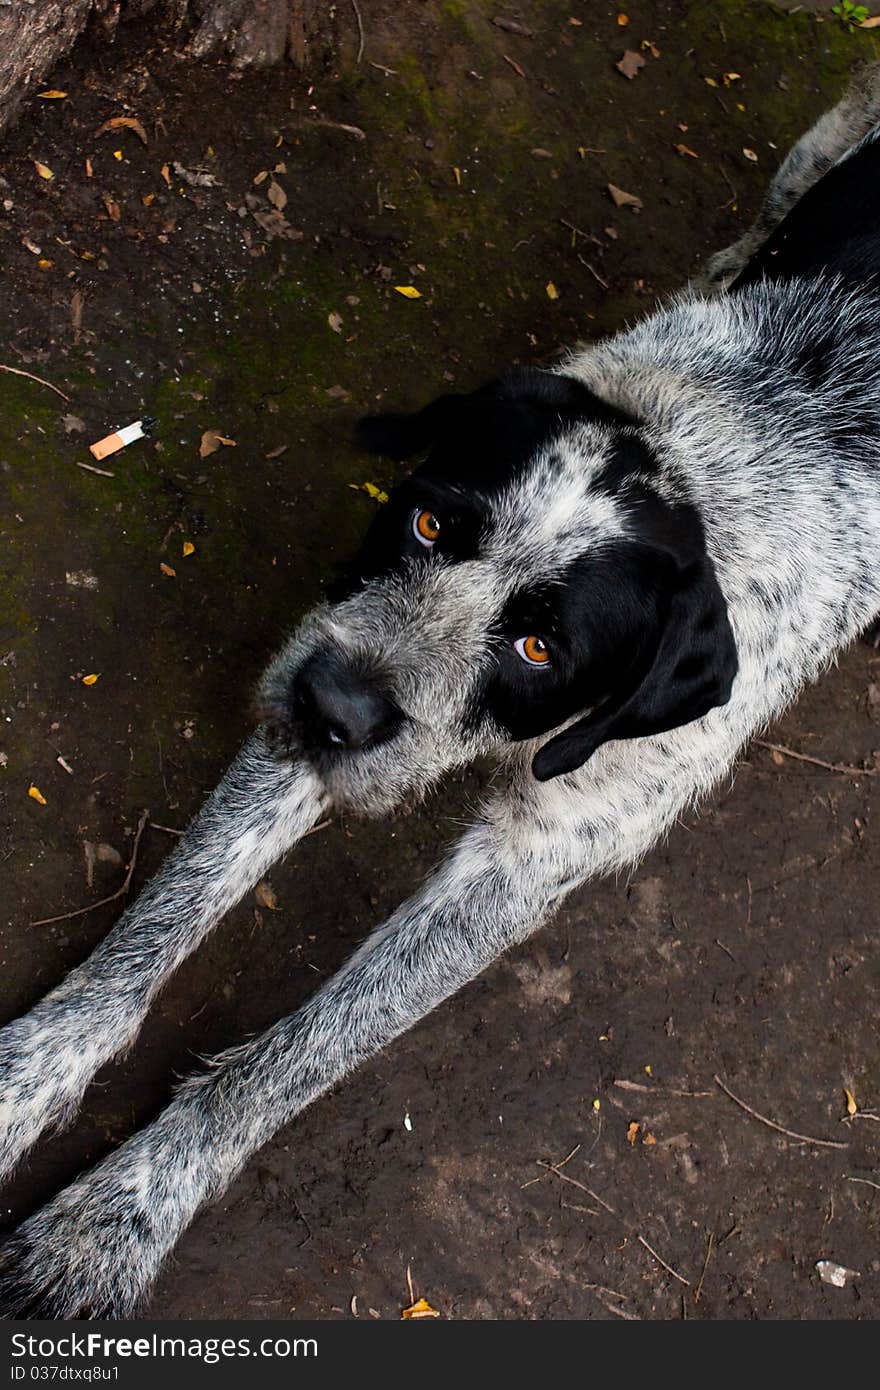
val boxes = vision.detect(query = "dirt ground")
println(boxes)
[1,0,879,1322]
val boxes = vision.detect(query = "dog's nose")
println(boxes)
[292,653,401,751]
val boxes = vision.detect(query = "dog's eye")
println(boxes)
[514,635,551,667]
[411,508,440,549]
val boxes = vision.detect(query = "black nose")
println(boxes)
[292,652,402,752]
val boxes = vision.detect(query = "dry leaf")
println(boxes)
[253,170,269,185]
[616,50,646,80]
[113,150,123,162]
[142,192,155,206]
[71,288,84,341]
[160,562,177,578]
[33,161,54,180]
[328,311,344,333]
[199,430,237,458]
[28,785,47,805]
[255,880,280,911]
[453,165,461,185]
[617,13,629,25]
[641,38,661,57]
[160,163,171,187]
[607,182,643,211]
[643,1132,657,1146]
[860,14,880,25]
[704,75,719,87]
[349,482,389,504]
[627,1121,639,1145]
[85,156,93,178]
[491,16,533,35]
[37,258,53,270]
[172,161,221,188]
[38,90,68,100]
[96,115,148,145]
[675,143,699,159]
[102,194,121,222]
[742,148,759,163]
[722,72,742,86]
[844,1087,857,1117]
[401,1297,440,1320]
[394,285,421,299]
[267,179,287,211]
[182,540,195,557]
[264,444,288,459]
[81,673,100,686]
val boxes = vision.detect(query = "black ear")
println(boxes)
[531,554,738,782]
[355,394,467,460]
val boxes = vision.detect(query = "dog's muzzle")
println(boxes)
[291,650,403,753]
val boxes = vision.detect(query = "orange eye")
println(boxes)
[515,635,551,666]
[412,508,440,548]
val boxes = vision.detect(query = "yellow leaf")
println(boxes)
[592,1098,601,1111]
[160,562,177,578]
[38,90,68,100]
[142,193,155,206]
[37,258,53,270]
[28,785,47,805]
[627,1121,639,1145]
[182,540,195,557]
[643,1132,657,1146]
[82,673,100,686]
[349,482,389,504]
[844,1087,857,1117]
[722,72,742,85]
[394,285,422,299]
[545,281,559,300]
[113,149,123,161]
[644,1064,653,1076]
[34,161,54,180]
[401,1297,440,1320]
[703,76,718,87]
[199,430,237,458]
[617,13,629,24]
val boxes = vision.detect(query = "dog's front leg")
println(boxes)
[0,732,326,1186]
[0,813,560,1319]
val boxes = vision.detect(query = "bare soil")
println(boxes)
[1,0,879,1321]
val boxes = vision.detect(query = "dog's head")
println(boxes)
[258,367,737,812]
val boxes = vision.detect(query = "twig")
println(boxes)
[845,1176,880,1192]
[614,1079,714,1098]
[754,739,878,778]
[693,1231,715,1303]
[149,821,183,837]
[577,253,609,290]
[368,60,398,76]
[350,0,364,63]
[76,460,115,478]
[303,817,333,837]
[0,363,70,401]
[31,810,150,926]
[637,1234,690,1287]
[714,1075,849,1150]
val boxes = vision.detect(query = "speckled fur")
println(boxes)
[2,73,880,1318]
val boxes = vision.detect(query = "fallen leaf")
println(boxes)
[142,192,155,206]
[401,1297,440,1320]
[452,165,461,185]
[722,72,742,86]
[592,1098,601,1111]
[37,258,53,270]
[160,163,171,187]
[81,673,100,686]
[159,562,177,577]
[172,161,221,188]
[531,147,553,157]
[641,38,661,57]
[616,49,646,80]
[545,281,559,299]
[502,53,527,78]
[675,143,699,159]
[704,75,719,87]
[102,194,122,222]
[33,161,54,180]
[742,148,759,163]
[394,285,421,298]
[607,182,643,211]
[28,785,47,805]
[96,115,148,145]
[255,880,280,911]
[844,1087,858,1117]
[182,540,195,557]
[349,482,389,504]
[328,310,344,333]
[264,444,288,459]
[113,149,123,161]
[85,156,93,177]
[860,14,880,24]
[627,1121,639,1145]
[617,13,629,25]
[267,179,287,211]
[643,1132,657,1146]
[70,288,84,341]
[199,430,237,458]
[491,16,533,35]
[325,384,350,400]
[62,416,87,436]
[38,90,68,100]
[253,170,269,185]
[22,237,42,256]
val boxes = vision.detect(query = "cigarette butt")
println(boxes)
[89,419,148,461]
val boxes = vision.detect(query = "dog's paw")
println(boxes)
[0,1181,157,1320]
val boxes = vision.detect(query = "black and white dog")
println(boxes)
[2,65,880,1319]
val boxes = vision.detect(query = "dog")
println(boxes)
[1,64,880,1319]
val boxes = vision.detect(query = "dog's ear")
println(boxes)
[531,552,738,782]
[355,394,468,461]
